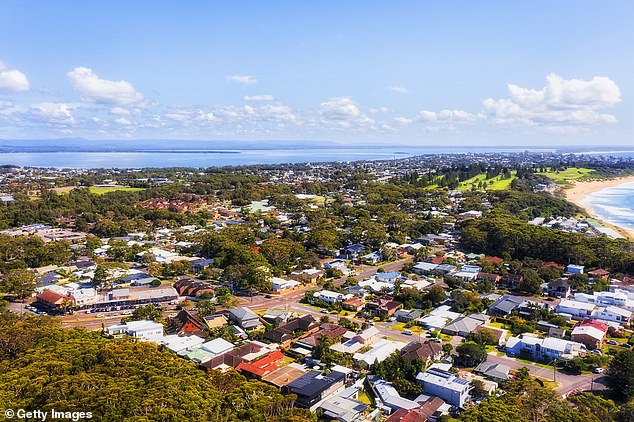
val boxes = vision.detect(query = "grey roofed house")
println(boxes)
[191,258,215,272]
[394,309,423,322]
[488,296,525,316]
[474,362,511,381]
[441,314,490,336]
[288,370,347,409]
[227,307,263,330]
[120,272,157,286]
[318,385,368,422]
[435,264,457,274]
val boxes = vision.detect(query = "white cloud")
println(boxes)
[227,74,257,85]
[319,97,374,127]
[110,107,130,115]
[417,109,477,122]
[483,73,621,126]
[114,117,132,125]
[394,116,413,125]
[0,61,30,92]
[27,102,75,125]
[389,85,409,94]
[369,106,390,114]
[243,94,274,101]
[67,67,145,105]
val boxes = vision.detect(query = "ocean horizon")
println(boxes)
[581,181,634,235]
[0,145,556,169]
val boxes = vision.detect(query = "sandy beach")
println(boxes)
[564,175,634,239]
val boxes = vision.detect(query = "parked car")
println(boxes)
[591,350,603,355]
[594,367,605,374]
[403,329,413,335]
[620,343,631,348]
[95,313,105,318]
[607,340,618,345]
[320,309,328,314]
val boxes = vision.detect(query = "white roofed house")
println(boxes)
[313,290,352,305]
[592,306,633,326]
[555,299,596,318]
[505,334,586,361]
[415,367,471,408]
[271,277,301,292]
[107,320,165,342]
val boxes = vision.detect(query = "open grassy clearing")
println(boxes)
[542,167,595,183]
[457,171,517,191]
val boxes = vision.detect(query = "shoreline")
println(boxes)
[564,175,634,240]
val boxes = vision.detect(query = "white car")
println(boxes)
[594,367,605,374]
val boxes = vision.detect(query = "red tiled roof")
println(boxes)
[576,319,609,333]
[236,350,284,377]
[37,289,72,305]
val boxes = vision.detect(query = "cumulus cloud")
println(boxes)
[114,117,132,125]
[227,74,257,85]
[110,107,130,115]
[418,109,478,122]
[67,67,145,105]
[389,85,409,94]
[483,73,621,126]
[0,61,30,92]
[26,102,75,125]
[243,94,273,102]
[394,116,413,125]
[319,97,374,127]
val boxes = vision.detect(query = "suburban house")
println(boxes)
[341,244,366,261]
[571,320,608,350]
[592,306,632,325]
[368,375,424,415]
[295,323,348,350]
[288,370,347,411]
[385,397,446,422]
[263,315,319,345]
[413,262,438,275]
[418,305,460,330]
[227,307,263,331]
[547,279,572,299]
[366,296,402,318]
[342,297,366,312]
[318,384,369,422]
[271,277,302,292]
[313,290,353,305]
[236,349,285,379]
[324,259,353,275]
[505,334,586,361]
[555,299,596,318]
[289,268,325,284]
[35,289,74,314]
[473,325,509,345]
[473,362,511,382]
[177,337,233,362]
[261,363,307,390]
[477,272,501,284]
[501,273,523,289]
[416,367,472,408]
[353,339,407,367]
[565,264,585,275]
[400,341,444,363]
[441,314,490,337]
[201,341,278,372]
[203,314,228,330]
[394,309,423,323]
[166,310,208,336]
[588,269,610,280]
[191,258,214,273]
[107,320,164,342]
[330,327,381,354]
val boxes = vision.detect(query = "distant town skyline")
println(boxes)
[0,1,632,145]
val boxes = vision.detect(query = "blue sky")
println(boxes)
[0,1,632,145]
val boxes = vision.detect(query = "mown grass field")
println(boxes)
[457,171,517,191]
[88,186,144,194]
[541,167,595,183]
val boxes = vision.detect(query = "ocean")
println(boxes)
[581,181,634,235]
[0,145,552,169]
